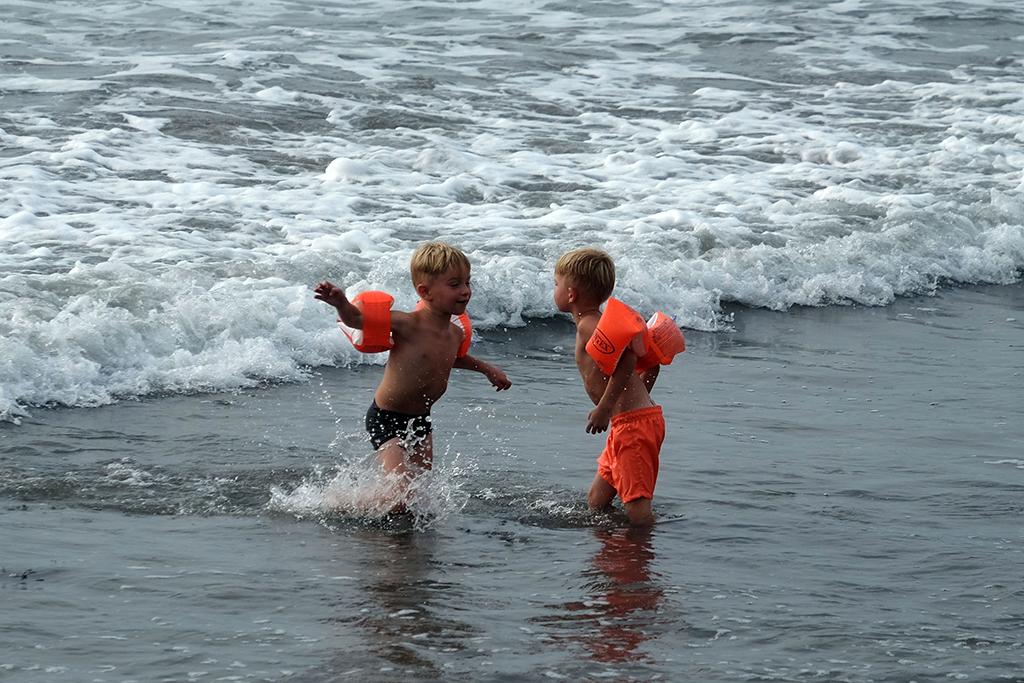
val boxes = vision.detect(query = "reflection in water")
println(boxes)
[321,528,478,679]
[542,525,666,665]
[581,526,663,663]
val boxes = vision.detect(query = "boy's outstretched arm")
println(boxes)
[586,349,637,434]
[454,354,512,391]
[314,281,363,329]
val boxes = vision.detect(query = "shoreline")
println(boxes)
[4,279,1022,433]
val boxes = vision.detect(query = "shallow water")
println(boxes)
[4,284,1023,682]
[3,0,1023,679]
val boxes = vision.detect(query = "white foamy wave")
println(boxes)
[2,0,1023,417]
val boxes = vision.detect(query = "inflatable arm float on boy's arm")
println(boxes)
[338,290,472,357]
[584,298,686,376]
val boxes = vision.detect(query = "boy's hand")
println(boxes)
[314,281,348,309]
[586,405,611,434]
[485,365,512,391]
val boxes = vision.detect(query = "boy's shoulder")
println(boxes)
[572,314,601,353]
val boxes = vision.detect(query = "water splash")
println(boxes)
[268,458,470,530]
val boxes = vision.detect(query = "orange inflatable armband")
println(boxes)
[586,299,686,375]
[338,290,394,353]
[585,298,650,376]
[452,312,472,358]
[635,311,686,373]
[414,300,473,358]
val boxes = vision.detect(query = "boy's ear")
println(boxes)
[415,281,431,300]
[567,286,579,303]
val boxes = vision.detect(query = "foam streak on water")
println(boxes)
[2,0,1023,418]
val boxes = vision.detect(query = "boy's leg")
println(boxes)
[368,434,433,513]
[588,473,617,510]
[623,497,655,526]
[589,475,656,525]
[377,433,433,476]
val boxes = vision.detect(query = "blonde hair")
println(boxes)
[410,242,471,285]
[555,248,615,303]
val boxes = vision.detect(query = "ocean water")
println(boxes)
[3,0,1023,419]
[2,0,1023,681]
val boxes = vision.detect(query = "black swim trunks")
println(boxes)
[365,400,432,450]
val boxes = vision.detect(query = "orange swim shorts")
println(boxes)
[596,405,665,503]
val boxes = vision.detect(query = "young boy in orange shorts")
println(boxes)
[554,248,665,525]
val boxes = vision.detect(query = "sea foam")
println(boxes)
[2,0,1022,418]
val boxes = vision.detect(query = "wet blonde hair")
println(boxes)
[555,248,615,303]
[410,242,471,285]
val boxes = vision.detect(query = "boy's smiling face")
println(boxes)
[418,265,472,316]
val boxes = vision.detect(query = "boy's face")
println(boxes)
[553,273,573,313]
[419,265,472,315]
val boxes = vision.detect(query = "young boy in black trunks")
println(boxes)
[315,242,511,512]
